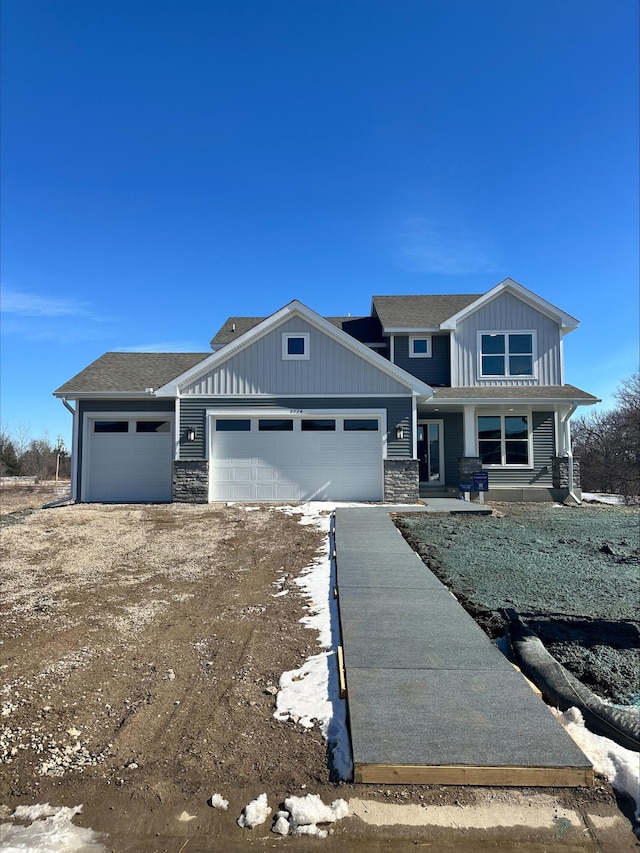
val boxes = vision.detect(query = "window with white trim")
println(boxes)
[409,335,432,358]
[282,332,310,360]
[477,414,531,466]
[479,331,534,377]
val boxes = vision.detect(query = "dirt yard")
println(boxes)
[0,484,637,851]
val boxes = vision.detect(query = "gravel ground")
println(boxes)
[396,502,640,707]
[1,485,638,850]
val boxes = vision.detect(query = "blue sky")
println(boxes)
[1,0,638,447]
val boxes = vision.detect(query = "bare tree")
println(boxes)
[573,372,640,500]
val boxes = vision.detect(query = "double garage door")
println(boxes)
[83,417,173,502]
[209,413,384,502]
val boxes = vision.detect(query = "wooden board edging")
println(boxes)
[353,763,594,788]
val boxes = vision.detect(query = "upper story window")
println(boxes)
[479,331,535,378]
[409,335,432,358]
[282,332,310,360]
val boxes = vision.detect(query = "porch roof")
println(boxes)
[428,385,599,405]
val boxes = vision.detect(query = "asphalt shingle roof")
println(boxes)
[431,385,599,403]
[372,294,481,330]
[54,352,211,395]
[210,315,385,347]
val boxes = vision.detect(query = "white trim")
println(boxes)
[476,410,533,468]
[70,404,79,502]
[411,398,418,459]
[450,330,458,387]
[409,334,432,358]
[383,326,440,334]
[389,334,395,364]
[81,411,175,502]
[477,330,537,380]
[463,405,476,456]
[155,300,434,398]
[559,334,565,385]
[282,332,310,360]
[194,392,412,399]
[174,397,181,461]
[440,279,580,333]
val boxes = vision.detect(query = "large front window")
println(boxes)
[478,414,530,466]
[479,332,534,377]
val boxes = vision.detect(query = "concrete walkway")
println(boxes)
[334,506,593,786]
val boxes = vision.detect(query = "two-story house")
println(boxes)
[54,278,599,504]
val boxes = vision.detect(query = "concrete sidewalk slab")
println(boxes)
[335,506,593,788]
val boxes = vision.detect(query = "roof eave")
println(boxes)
[52,391,159,399]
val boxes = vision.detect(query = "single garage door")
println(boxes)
[209,414,384,501]
[83,417,173,502]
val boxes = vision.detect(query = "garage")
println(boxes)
[209,412,384,501]
[82,416,174,502]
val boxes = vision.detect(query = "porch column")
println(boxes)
[463,405,476,456]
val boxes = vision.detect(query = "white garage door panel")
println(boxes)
[85,426,173,502]
[210,418,383,501]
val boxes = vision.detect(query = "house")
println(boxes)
[54,278,599,504]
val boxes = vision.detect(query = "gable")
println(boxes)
[181,314,414,396]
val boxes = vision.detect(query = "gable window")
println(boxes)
[479,332,534,377]
[409,335,432,358]
[477,414,531,466]
[282,332,310,360]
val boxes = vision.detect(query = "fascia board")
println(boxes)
[429,395,600,406]
[52,391,156,399]
[439,279,580,332]
[158,298,435,398]
[381,326,441,334]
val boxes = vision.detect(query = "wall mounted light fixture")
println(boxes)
[187,428,196,442]
[396,426,404,441]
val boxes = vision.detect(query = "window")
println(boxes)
[282,332,310,360]
[258,419,293,431]
[216,419,251,431]
[479,332,534,377]
[94,420,128,433]
[478,414,530,466]
[344,419,379,431]
[409,335,432,358]
[301,419,335,431]
[136,420,170,433]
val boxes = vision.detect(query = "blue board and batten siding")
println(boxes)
[181,316,409,397]
[179,396,413,461]
[453,292,562,386]
[392,333,451,386]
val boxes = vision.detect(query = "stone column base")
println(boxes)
[173,460,209,503]
[384,459,419,503]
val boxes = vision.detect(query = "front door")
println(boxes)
[417,420,444,485]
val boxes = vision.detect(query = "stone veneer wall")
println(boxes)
[384,459,419,503]
[458,456,483,481]
[173,460,209,503]
[552,457,581,489]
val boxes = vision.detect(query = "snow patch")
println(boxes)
[208,792,229,810]
[554,707,640,820]
[272,502,353,780]
[238,792,270,828]
[269,794,348,838]
[0,803,106,852]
